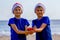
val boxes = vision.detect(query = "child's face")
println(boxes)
[35,7,44,17]
[13,6,22,17]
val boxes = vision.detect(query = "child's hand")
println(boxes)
[25,25,33,35]
[25,31,29,35]
[25,26,34,35]
[29,30,34,34]
[26,27,34,34]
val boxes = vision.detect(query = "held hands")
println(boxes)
[27,27,34,34]
[25,26,34,35]
[25,25,42,35]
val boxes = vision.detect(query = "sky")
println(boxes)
[0,0,60,20]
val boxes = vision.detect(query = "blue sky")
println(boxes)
[0,0,60,20]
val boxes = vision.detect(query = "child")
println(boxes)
[8,3,30,40]
[32,3,52,40]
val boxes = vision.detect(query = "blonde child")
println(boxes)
[8,3,30,40]
[32,3,52,40]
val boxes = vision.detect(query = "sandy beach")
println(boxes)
[0,34,60,40]
[52,34,60,40]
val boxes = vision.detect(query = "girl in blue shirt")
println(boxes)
[8,3,30,40]
[32,3,52,40]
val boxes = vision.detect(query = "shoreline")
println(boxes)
[0,34,60,40]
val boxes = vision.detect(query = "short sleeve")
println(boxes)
[32,20,36,27]
[43,17,50,25]
[25,19,30,26]
[8,18,15,26]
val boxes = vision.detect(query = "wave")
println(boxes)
[0,31,10,36]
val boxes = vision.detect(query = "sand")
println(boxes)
[0,34,60,40]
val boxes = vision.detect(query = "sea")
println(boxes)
[0,20,60,36]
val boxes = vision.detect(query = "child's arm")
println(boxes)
[10,24,29,35]
[34,23,47,32]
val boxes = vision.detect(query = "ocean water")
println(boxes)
[0,20,60,36]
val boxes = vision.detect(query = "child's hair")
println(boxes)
[34,3,46,12]
[35,6,43,9]
[12,2,23,13]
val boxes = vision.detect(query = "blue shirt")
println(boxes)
[32,16,52,40]
[8,17,30,40]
